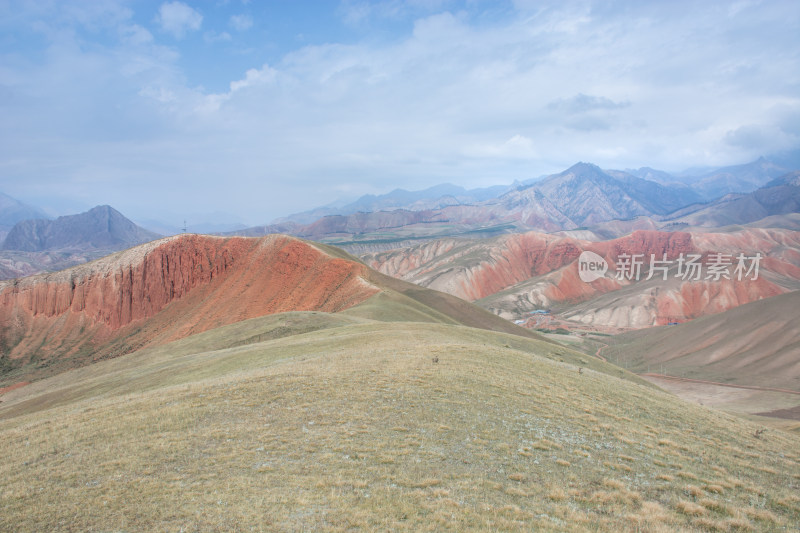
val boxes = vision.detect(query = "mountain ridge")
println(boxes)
[2,205,160,252]
[230,159,797,249]
[0,233,542,386]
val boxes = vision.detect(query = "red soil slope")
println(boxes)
[366,230,696,301]
[0,234,378,372]
[365,229,800,327]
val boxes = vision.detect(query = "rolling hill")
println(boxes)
[0,233,544,387]
[599,291,800,426]
[606,291,800,391]
[364,228,800,328]
[0,236,797,531]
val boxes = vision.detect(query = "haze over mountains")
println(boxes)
[2,205,159,252]
[669,171,800,228]
[628,157,790,201]
[227,156,799,250]
[0,193,47,229]
[1,156,797,282]
[1,164,799,531]
[281,155,793,227]
[0,193,48,245]
[0,206,161,281]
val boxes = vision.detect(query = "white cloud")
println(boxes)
[467,135,539,160]
[119,24,154,46]
[204,30,232,43]
[229,65,278,92]
[229,14,253,31]
[155,1,202,39]
[548,94,630,114]
[1,1,799,224]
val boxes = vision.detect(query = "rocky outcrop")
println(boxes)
[0,234,379,370]
[365,229,800,328]
[2,205,160,252]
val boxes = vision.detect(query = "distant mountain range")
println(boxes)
[271,155,792,226]
[523,162,702,225]
[229,158,799,250]
[0,194,49,245]
[2,205,160,252]
[626,157,789,200]
[666,171,800,227]
[275,183,513,225]
[0,206,161,280]
[0,155,797,278]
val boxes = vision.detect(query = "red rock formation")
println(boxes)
[0,234,379,369]
[366,228,800,328]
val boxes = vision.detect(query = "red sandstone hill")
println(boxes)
[0,234,378,380]
[0,233,541,386]
[364,228,800,328]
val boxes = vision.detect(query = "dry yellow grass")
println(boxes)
[1,315,799,531]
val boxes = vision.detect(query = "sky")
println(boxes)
[0,0,798,228]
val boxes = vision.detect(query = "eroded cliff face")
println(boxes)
[0,234,379,371]
[366,231,696,302]
[365,229,800,328]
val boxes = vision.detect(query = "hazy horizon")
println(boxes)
[1,0,798,226]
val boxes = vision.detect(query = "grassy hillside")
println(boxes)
[0,234,546,389]
[1,312,798,532]
[608,291,800,391]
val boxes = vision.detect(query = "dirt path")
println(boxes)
[640,373,800,396]
[593,343,608,362]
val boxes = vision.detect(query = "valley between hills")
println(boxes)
[5,1,800,529]
[0,232,798,532]
[0,160,799,531]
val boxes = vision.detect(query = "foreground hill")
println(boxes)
[0,306,798,531]
[1,232,798,531]
[364,228,800,328]
[0,233,541,387]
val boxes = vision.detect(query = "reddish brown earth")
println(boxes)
[364,228,800,327]
[0,234,379,378]
[0,381,29,397]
